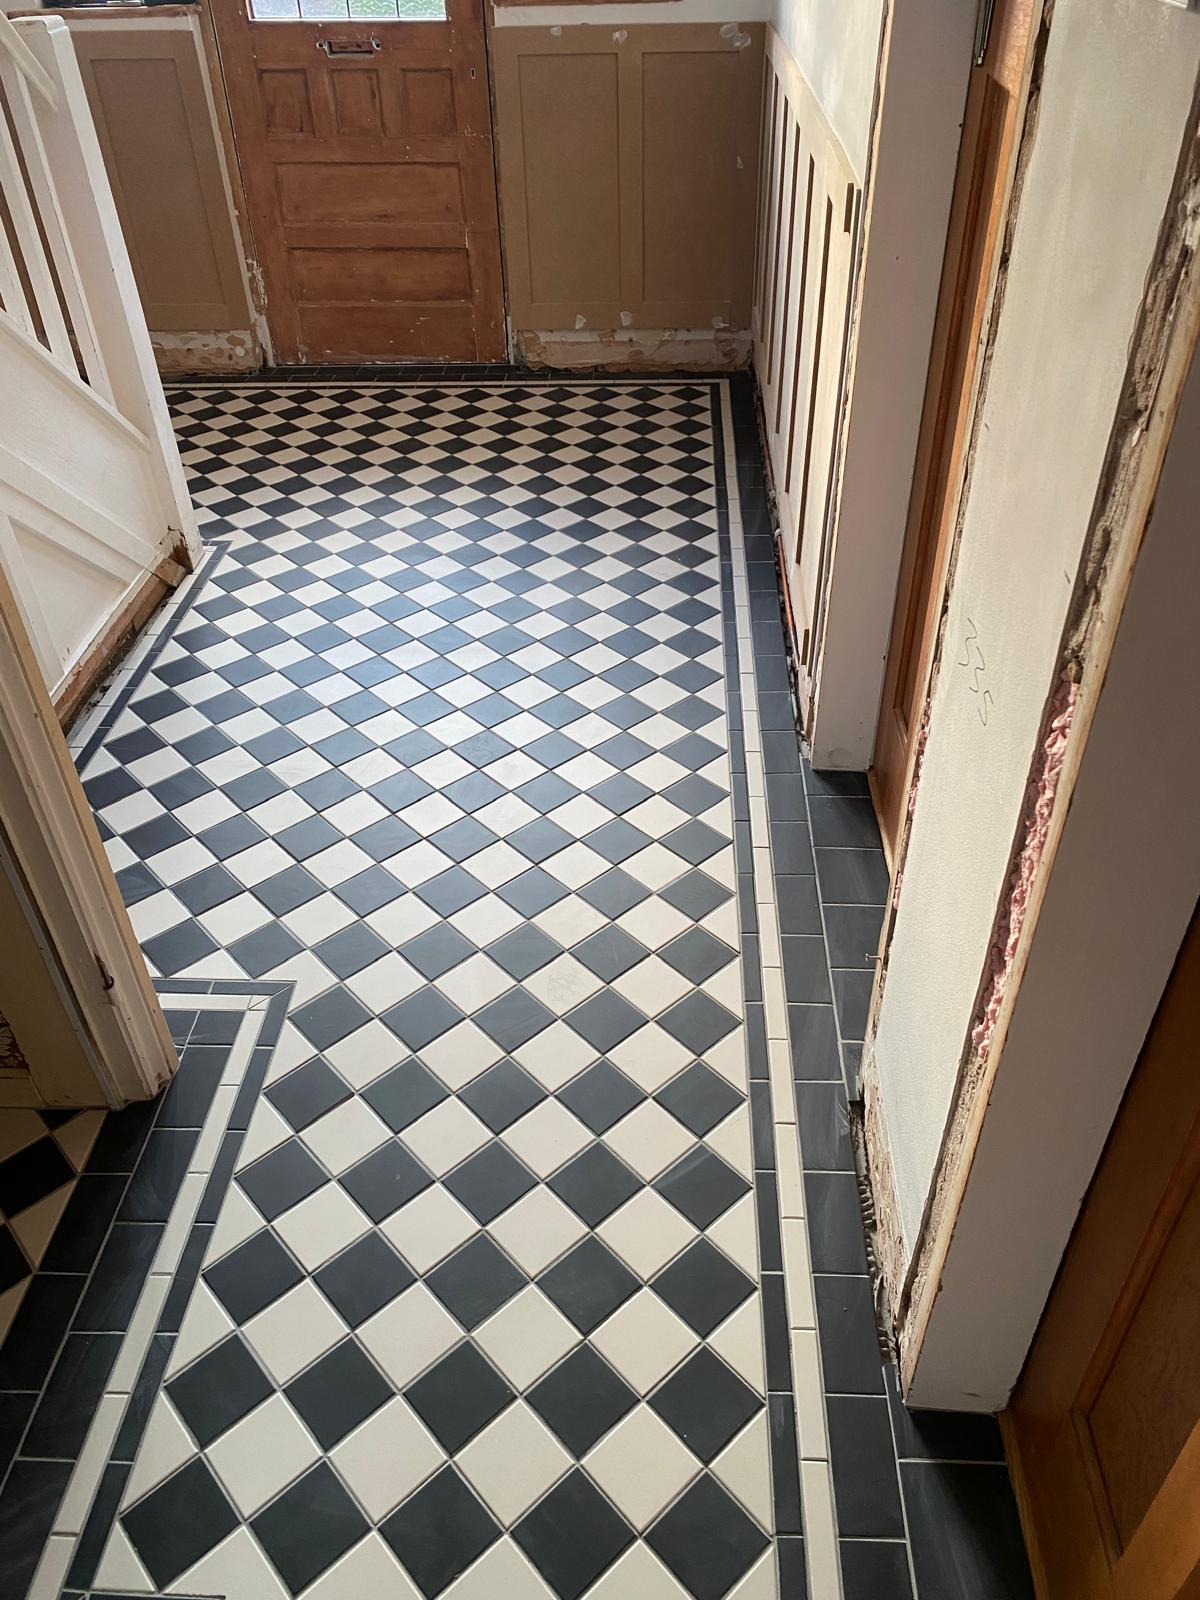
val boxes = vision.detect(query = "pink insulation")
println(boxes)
[970,672,1080,1059]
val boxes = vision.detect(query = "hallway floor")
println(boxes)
[0,378,1031,1600]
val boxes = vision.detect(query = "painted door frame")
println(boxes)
[0,562,177,1108]
[891,255,1200,1412]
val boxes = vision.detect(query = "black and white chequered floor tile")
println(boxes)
[77,384,782,1599]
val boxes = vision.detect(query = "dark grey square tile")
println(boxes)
[840,1540,914,1600]
[474,987,556,1052]
[656,991,739,1055]
[443,1141,537,1223]
[650,1239,754,1337]
[806,1171,870,1274]
[458,1058,545,1132]
[578,868,651,919]
[527,1345,637,1455]
[570,926,650,983]
[339,1141,433,1223]
[654,1061,742,1136]
[335,866,405,915]
[659,870,732,921]
[203,1227,304,1323]
[646,1473,768,1600]
[548,1144,641,1227]
[425,1235,525,1329]
[486,925,563,982]
[403,1341,515,1454]
[291,986,373,1052]
[815,847,889,905]
[824,904,885,969]
[237,1137,328,1221]
[122,1458,238,1590]
[400,924,476,981]
[795,1081,854,1172]
[782,936,833,1004]
[649,1346,761,1462]
[165,1333,273,1447]
[415,866,487,916]
[653,1145,749,1230]
[537,1237,638,1334]
[266,1057,353,1132]
[313,923,390,979]
[382,987,466,1051]
[381,1467,500,1597]
[499,867,570,916]
[361,1057,448,1132]
[284,1338,392,1448]
[556,1059,644,1134]
[23,1332,121,1459]
[659,927,737,984]
[513,1469,634,1600]
[565,991,647,1054]
[250,1460,369,1594]
[827,1395,906,1538]
[314,1232,415,1326]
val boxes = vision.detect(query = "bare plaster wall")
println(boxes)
[870,0,1200,1251]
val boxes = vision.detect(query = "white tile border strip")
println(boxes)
[718,381,843,1600]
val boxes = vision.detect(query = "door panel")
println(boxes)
[1005,912,1200,1600]
[870,0,1035,856]
[211,0,504,363]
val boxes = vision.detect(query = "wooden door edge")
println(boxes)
[999,1409,1052,1600]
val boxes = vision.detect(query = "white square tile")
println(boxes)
[330,1398,444,1520]
[583,1541,691,1600]
[512,1022,596,1093]
[324,1020,408,1088]
[382,1185,477,1274]
[207,1394,320,1516]
[273,1183,371,1271]
[522,955,604,1015]
[399,1099,490,1176]
[358,1282,461,1390]
[486,1186,587,1277]
[474,1286,579,1391]
[456,1402,571,1524]
[590,1290,698,1394]
[608,1023,693,1094]
[612,955,691,1017]
[467,841,528,890]
[242,1279,347,1385]
[583,1406,700,1530]
[532,895,607,948]
[421,1021,504,1091]
[598,1189,696,1279]
[300,1097,391,1174]
[441,1539,556,1600]
[281,892,358,946]
[605,1102,695,1180]
[501,1100,591,1179]
[448,894,522,946]
[435,954,512,1013]
[344,953,424,1012]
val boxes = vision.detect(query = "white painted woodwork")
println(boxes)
[752,26,858,707]
[0,17,199,701]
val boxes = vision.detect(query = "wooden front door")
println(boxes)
[1004,911,1200,1600]
[211,0,504,364]
[869,0,1035,856]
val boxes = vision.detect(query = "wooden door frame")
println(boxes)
[0,563,177,1108]
[868,0,1038,859]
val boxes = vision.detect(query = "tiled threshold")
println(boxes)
[0,377,1033,1600]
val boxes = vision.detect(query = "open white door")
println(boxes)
[0,14,200,710]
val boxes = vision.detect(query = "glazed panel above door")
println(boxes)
[211,0,504,362]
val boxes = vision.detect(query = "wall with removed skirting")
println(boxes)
[489,20,764,368]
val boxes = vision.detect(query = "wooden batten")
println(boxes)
[54,562,177,731]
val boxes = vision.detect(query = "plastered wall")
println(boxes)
[771,0,882,181]
[869,0,1200,1252]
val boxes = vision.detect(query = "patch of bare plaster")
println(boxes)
[152,330,261,375]
[860,1042,907,1331]
[972,673,1078,1058]
[516,328,751,372]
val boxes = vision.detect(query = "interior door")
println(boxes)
[1004,912,1200,1600]
[869,0,1035,857]
[211,0,504,363]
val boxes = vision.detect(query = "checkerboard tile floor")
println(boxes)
[76,383,782,1599]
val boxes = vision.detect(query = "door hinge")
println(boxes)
[973,0,997,65]
[96,955,115,993]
